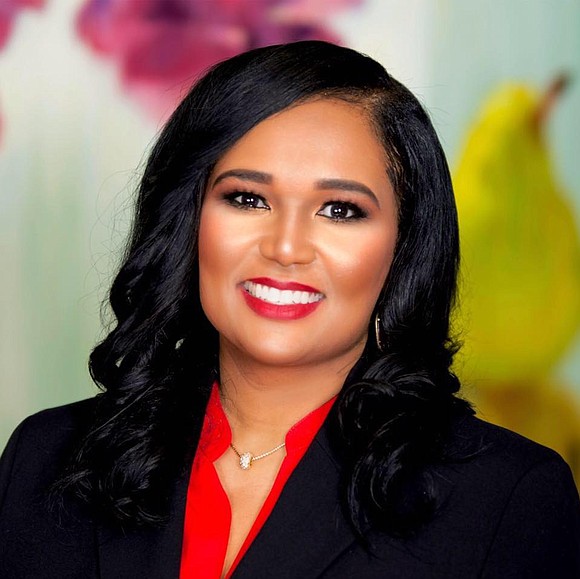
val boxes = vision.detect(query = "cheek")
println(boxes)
[198,207,239,276]
[198,210,245,337]
[198,206,259,325]
[333,231,396,305]
[198,208,234,307]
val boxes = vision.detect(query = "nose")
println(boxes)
[259,213,315,267]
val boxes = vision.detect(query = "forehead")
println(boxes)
[210,99,389,184]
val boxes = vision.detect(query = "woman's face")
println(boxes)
[198,99,398,369]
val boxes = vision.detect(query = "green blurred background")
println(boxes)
[1,0,579,477]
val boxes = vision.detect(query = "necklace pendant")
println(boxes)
[239,452,253,470]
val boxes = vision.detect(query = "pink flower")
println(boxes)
[75,0,363,121]
[0,0,45,50]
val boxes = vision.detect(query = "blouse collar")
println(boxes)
[197,381,337,462]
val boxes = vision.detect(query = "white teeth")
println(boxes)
[243,282,324,305]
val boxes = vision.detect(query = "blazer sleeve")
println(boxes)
[481,456,580,578]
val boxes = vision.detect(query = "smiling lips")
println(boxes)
[241,277,324,320]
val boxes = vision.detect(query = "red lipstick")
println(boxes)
[241,277,324,320]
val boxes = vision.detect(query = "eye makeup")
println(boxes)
[223,191,270,210]
[317,200,368,221]
[220,187,370,222]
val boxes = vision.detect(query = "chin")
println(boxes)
[238,341,315,367]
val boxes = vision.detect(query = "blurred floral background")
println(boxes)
[1,0,579,482]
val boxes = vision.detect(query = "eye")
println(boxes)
[318,201,367,221]
[224,191,270,210]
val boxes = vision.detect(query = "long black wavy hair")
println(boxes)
[52,40,473,536]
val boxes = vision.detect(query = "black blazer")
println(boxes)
[1,398,579,578]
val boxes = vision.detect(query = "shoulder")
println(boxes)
[448,412,568,470]
[0,398,100,507]
[316,412,580,577]
[439,413,578,511]
[7,397,99,444]
[425,414,580,575]
[2,397,99,457]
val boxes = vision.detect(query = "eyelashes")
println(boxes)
[222,190,368,222]
[224,191,268,210]
[318,201,367,221]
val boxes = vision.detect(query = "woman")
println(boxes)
[1,40,579,578]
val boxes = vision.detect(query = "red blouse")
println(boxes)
[179,383,336,579]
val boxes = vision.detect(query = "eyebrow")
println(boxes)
[212,169,380,206]
[212,169,272,187]
[315,178,379,206]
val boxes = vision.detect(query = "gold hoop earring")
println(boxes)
[374,313,384,352]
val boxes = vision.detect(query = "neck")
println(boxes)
[217,348,361,449]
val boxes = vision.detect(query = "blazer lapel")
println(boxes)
[231,421,361,578]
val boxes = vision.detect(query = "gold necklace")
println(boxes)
[230,441,286,470]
